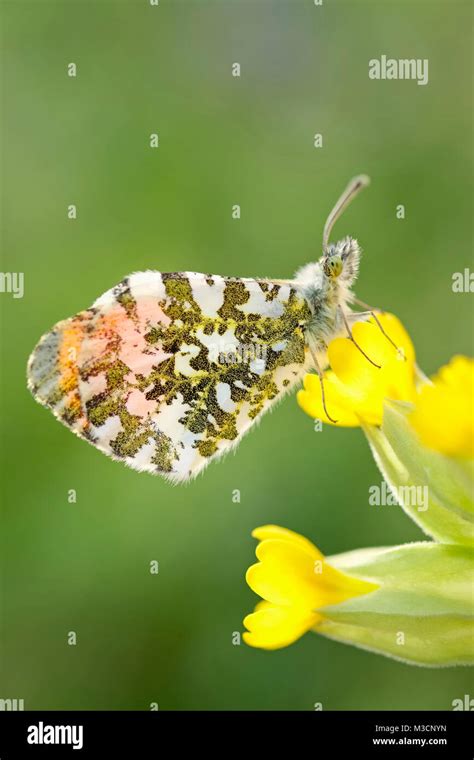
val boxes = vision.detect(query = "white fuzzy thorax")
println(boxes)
[294,237,362,368]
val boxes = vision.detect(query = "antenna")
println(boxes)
[322,175,370,251]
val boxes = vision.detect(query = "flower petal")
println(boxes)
[297,374,360,427]
[251,525,322,559]
[298,313,416,427]
[247,538,377,609]
[409,355,474,459]
[243,603,321,649]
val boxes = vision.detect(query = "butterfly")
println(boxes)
[27,175,377,482]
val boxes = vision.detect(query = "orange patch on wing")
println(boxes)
[58,319,87,427]
[58,320,84,393]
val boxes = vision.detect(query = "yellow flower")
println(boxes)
[409,356,474,459]
[242,526,474,665]
[243,525,378,650]
[296,310,473,542]
[297,313,416,426]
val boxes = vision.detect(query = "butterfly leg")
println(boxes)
[346,309,374,327]
[352,297,402,355]
[339,307,381,368]
[308,347,339,424]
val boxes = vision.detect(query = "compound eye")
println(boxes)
[324,255,343,278]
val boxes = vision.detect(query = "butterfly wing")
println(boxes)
[27,271,311,481]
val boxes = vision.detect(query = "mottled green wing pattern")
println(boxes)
[27,270,311,481]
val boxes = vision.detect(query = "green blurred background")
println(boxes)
[1,0,473,710]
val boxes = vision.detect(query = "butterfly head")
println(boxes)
[322,236,360,286]
[323,253,343,279]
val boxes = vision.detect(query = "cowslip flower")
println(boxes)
[297,313,416,427]
[409,355,474,460]
[243,525,378,650]
[297,314,474,545]
[243,525,474,666]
